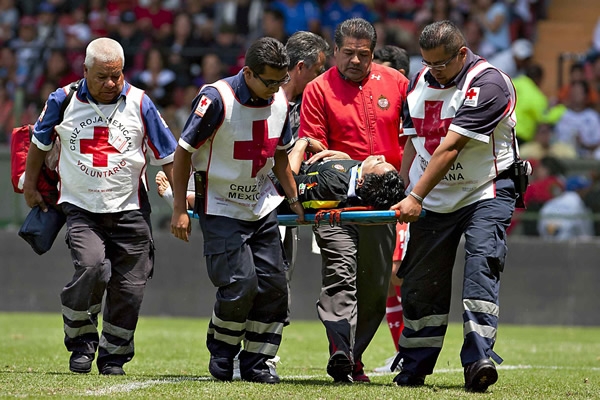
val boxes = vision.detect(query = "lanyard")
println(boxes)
[87,96,128,153]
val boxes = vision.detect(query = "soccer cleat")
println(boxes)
[374,353,401,373]
[464,359,498,392]
[393,371,426,387]
[100,364,125,375]
[326,351,353,383]
[69,352,93,374]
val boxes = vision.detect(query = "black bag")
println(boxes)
[510,159,531,209]
[18,205,66,255]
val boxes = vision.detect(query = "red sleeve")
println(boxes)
[299,78,329,149]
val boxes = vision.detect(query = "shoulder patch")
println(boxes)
[194,95,212,117]
[332,163,346,172]
[464,87,480,107]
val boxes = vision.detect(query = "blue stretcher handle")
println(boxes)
[187,209,426,226]
[276,209,426,226]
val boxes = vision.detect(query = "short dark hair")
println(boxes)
[286,31,331,71]
[373,45,410,75]
[245,37,289,74]
[419,20,466,55]
[334,18,377,52]
[357,171,406,210]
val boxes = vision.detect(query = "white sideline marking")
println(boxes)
[84,377,212,396]
[84,365,600,395]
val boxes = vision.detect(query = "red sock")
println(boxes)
[385,287,404,352]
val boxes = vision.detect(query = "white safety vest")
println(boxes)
[405,61,517,212]
[192,80,289,220]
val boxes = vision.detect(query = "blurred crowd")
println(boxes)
[1,0,550,142]
[2,0,600,238]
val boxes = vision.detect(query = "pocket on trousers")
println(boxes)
[204,238,241,287]
[490,226,507,273]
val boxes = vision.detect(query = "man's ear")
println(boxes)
[242,66,251,79]
[356,178,364,188]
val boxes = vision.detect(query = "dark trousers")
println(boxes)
[397,178,515,375]
[199,209,287,374]
[315,223,395,364]
[60,202,154,368]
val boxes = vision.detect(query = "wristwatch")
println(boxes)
[287,196,299,204]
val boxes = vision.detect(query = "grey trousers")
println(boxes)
[60,202,154,368]
[315,223,395,364]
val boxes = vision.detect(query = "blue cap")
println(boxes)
[565,175,591,191]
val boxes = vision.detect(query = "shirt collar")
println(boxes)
[347,164,362,198]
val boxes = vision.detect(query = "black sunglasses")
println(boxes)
[250,68,291,88]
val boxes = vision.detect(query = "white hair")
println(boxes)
[84,37,125,69]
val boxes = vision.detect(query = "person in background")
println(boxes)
[248,7,289,47]
[487,38,534,79]
[538,175,594,240]
[320,0,374,45]
[131,47,177,109]
[279,30,330,318]
[374,45,410,76]
[589,53,600,112]
[512,63,548,143]
[34,49,82,95]
[134,0,175,42]
[269,0,321,39]
[159,12,200,87]
[473,0,511,58]
[392,20,519,393]
[519,121,576,161]
[556,62,599,108]
[193,53,226,88]
[511,155,566,236]
[372,44,411,374]
[23,37,177,376]
[110,10,151,79]
[554,80,600,159]
[214,0,264,48]
[170,37,304,384]
[299,18,409,383]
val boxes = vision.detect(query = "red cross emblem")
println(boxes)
[200,97,209,107]
[80,126,120,167]
[465,88,478,99]
[233,120,279,177]
[411,100,453,155]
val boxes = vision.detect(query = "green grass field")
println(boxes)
[1,313,599,399]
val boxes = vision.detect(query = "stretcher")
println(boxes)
[188,208,424,227]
